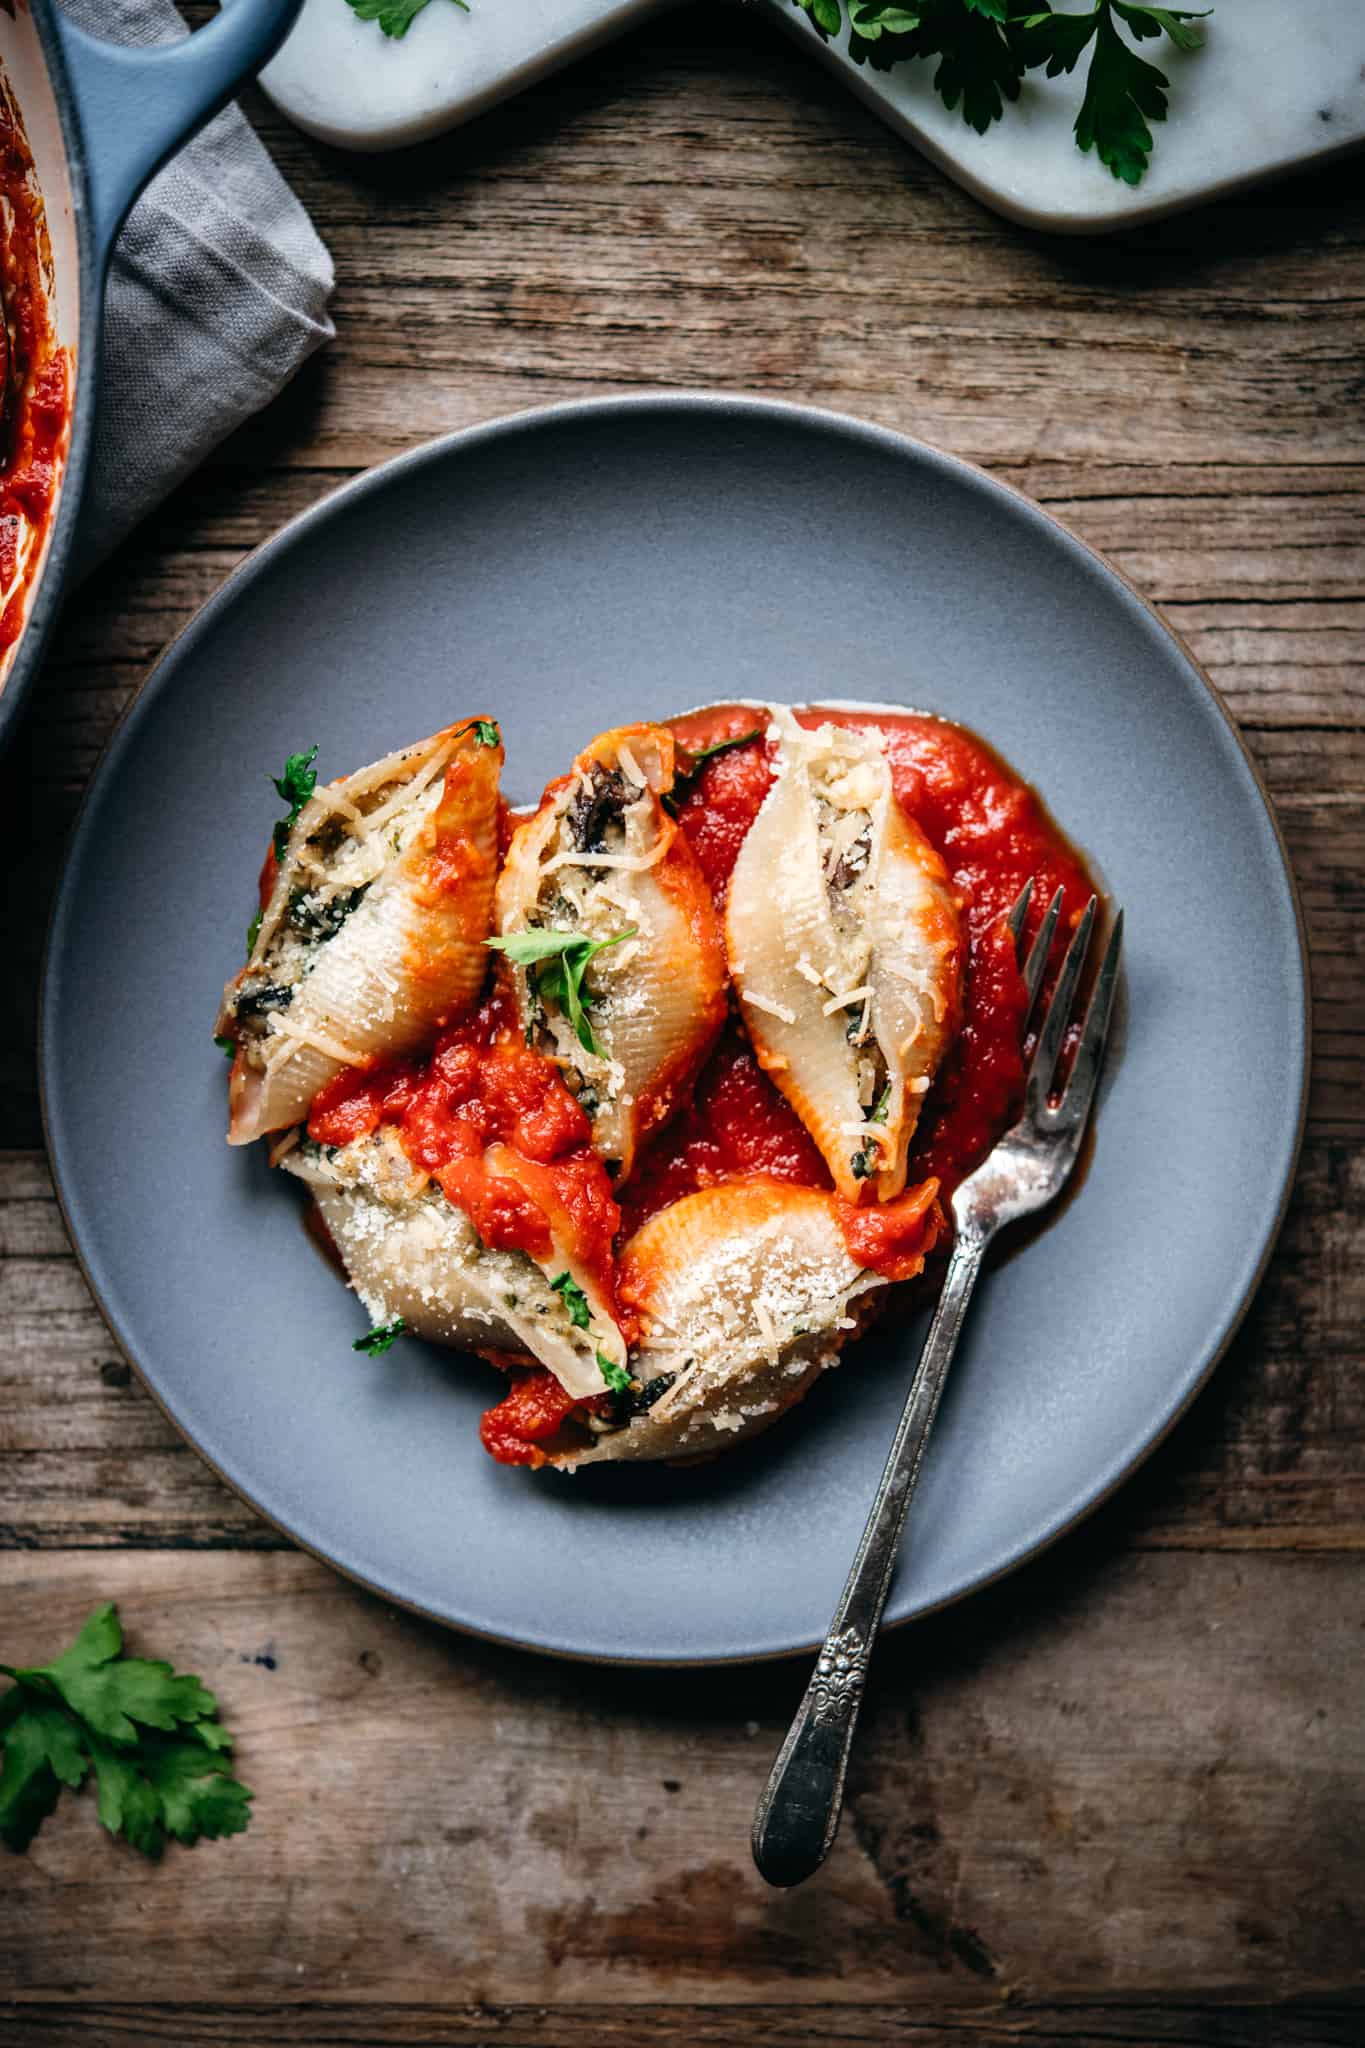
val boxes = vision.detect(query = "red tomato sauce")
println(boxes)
[478,1367,599,1468]
[0,84,71,657]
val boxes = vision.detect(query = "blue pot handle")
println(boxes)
[47,0,306,272]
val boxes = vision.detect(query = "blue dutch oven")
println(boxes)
[0,0,305,754]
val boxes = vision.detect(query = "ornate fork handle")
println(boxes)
[752,884,1121,1889]
[751,1221,990,1889]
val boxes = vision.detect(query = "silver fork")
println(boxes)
[751,881,1123,1890]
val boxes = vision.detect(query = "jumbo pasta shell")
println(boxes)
[494,722,726,1183]
[222,720,502,1144]
[725,711,961,1203]
[284,1128,626,1402]
[547,1180,891,1468]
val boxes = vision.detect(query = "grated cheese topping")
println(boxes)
[822,985,873,1016]
[542,838,669,875]
[741,989,797,1024]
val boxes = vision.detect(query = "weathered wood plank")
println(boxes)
[1,1999,1362,2047]
[2,1549,1363,2003]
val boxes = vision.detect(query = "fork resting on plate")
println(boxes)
[752,880,1123,1890]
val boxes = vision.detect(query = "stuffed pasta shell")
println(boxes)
[725,710,963,1204]
[492,724,726,1183]
[220,721,503,1145]
[283,1125,630,1402]
[546,1178,937,1468]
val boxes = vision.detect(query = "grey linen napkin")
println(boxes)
[65,0,335,571]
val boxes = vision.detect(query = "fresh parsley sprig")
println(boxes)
[271,747,319,861]
[796,0,1210,183]
[242,746,319,957]
[486,927,637,1058]
[1016,2,1210,183]
[0,1605,251,1859]
[459,719,501,749]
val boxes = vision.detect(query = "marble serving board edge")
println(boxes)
[762,0,1365,233]
[259,0,1365,234]
[259,0,676,155]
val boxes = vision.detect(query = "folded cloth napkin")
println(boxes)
[64,0,336,572]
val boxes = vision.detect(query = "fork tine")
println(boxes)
[1026,894,1097,1115]
[1005,878,1033,956]
[1023,886,1064,1015]
[1054,907,1123,1128]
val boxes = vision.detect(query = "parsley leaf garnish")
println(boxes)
[353,1318,407,1356]
[343,0,467,38]
[793,0,1208,181]
[486,927,637,1059]
[1016,2,1210,184]
[0,1605,251,1858]
[597,1351,634,1396]
[214,1034,236,1059]
[800,0,1028,132]
[845,3,923,36]
[246,908,263,956]
[270,747,319,861]
[909,1,1030,134]
[459,719,501,748]
[663,728,763,817]
[550,1272,593,1330]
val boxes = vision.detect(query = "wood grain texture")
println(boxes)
[1,7,1362,2034]
[2,1550,1363,2004]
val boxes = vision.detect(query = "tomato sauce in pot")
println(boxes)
[0,76,71,664]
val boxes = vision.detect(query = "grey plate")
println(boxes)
[41,396,1308,1666]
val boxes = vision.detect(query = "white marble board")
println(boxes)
[261,0,1365,233]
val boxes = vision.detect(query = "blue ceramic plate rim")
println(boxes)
[40,394,1310,1665]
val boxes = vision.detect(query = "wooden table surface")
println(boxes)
[3,12,1363,2043]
